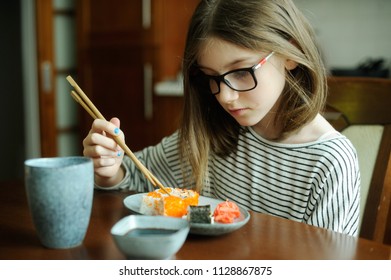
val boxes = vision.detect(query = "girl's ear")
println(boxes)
[285,59,298,70]
[285,38,300,70]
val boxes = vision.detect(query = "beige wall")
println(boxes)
[295,0,391,74]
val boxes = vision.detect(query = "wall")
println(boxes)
[22,0,41,161]
[295,0,391,74]
[0,1,25,181]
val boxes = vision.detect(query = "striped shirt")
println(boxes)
[100,127,360,236]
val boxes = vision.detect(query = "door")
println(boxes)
[36,0,79,157]
[76,0,155,151]
[76,0,199,150]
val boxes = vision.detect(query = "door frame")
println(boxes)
[36,0,57,156]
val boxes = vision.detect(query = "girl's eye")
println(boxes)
[230,70,250,80]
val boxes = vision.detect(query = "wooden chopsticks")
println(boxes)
[66,75,170,195]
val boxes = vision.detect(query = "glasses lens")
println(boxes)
[225,70,256,91]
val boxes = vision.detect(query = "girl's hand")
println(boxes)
[83,117,125,186]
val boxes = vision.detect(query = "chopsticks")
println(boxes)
[66,75,170,195]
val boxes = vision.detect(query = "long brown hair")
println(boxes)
[179,0,327,191]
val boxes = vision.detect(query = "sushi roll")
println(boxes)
[139,187,200,217]
[180,189,200,208]
[163,196,187,218]
[139,191,164,215]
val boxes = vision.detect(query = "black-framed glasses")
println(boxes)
[201,51,274,95]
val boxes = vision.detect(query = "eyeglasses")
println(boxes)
[201,51,275,95]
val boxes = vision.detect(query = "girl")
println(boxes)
[83,0,360,236]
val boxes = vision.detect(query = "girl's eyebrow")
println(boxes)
[198,56,257,72]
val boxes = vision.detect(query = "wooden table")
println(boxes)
[0,181,390,260]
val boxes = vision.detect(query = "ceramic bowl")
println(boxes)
[111,215,190,259]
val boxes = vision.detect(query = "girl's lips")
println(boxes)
[228,108,248,116]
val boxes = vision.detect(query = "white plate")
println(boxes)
[123,193,250,236]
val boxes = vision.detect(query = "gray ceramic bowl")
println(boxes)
[111,215,190,259]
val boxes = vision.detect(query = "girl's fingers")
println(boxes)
[91,119,123,138]
[83,118,125,166]
[93,157,116,168]
[85,132,118,151]
[84,144,119,158]
[81,118,124,179]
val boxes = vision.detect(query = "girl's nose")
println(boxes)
[216,83,239,104]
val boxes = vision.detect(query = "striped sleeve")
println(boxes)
[304,139,360,236]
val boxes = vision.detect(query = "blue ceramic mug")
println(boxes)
[24,157,94,249]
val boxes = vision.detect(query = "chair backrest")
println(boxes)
[325,76,391,245]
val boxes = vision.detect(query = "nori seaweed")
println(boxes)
[188,205,211,223]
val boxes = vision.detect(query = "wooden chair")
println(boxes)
[324,76,391,245]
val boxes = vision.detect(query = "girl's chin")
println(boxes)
[227,109,265,127]
[234,117,261,127]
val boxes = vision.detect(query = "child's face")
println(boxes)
[197,37,287,130]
